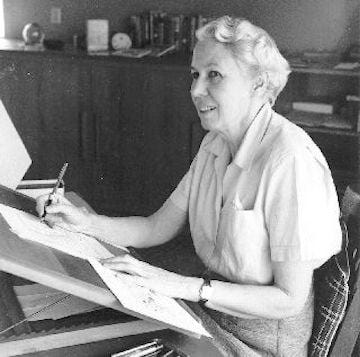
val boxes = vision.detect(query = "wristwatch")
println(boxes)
[198,278,213,304]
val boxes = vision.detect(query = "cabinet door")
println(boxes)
[38,58,93,200]
[140,68,198,214]
[0,56,43,180]
[90,62,148,215]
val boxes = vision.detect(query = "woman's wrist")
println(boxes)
[198,277,213,304]
[181,277,205,302]
[81,211,99,236]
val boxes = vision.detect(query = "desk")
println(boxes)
[0,189,222,356]
[19,330,222,357]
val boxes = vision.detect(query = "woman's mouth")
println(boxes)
[199,105,216,113]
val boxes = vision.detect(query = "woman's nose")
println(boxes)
[191,79,208,98]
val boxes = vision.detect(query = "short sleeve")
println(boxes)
[169,155,198,212]
[264,148,342,262]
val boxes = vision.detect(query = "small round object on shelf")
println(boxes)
[111,32,132,51]
[22,23,45,45]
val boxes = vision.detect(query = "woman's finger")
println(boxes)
[45,202,76,215]
[36,193,72,216]
[102,255,157,277]
[114,272,148,287]
[43,213,64,227]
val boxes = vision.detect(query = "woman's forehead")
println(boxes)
[191,40,235,68]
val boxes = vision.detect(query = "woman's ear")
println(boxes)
[253,72,268,96]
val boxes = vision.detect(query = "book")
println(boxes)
[189,15,197,52]
[141,13,150,47]
[112,48,151,58]
[288,110,353,130]
[333,62,360,70]
[147,44,176,57]
[292,97,340,114]
[86,19,109,52]
[169,15,182,50]
[129,15,142,48]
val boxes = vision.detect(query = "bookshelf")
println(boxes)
[127,11,213,54]
[275,64,360,195]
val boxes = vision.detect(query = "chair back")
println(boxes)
[309,185,360,356]
[329,186,360,356]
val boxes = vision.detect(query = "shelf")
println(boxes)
[291,65,360,77]
[285,110,359,136]
[301,126,359,136]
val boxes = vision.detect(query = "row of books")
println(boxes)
[128,11,213,52]
[292,95,360,115]
[289,95,359,130]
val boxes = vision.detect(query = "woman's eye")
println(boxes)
[191,71,199,80]
[208,71,221,79]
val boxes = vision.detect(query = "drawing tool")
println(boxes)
[111,340,162,356]
[41,162,68,220]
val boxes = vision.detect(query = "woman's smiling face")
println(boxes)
[190,39,256,136]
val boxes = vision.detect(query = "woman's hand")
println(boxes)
[36,193,91,233]
[100,254,202,301]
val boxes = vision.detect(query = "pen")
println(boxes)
[111,340,162,357]
[41,162,68,220]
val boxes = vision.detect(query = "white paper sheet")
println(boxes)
[0,203,113,260]
[88,258,211,337]
[0,100,31,189]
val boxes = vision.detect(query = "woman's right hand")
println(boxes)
[36,193,91,233]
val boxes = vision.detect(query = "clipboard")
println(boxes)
[0,184,209,339]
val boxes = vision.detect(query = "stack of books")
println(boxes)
[128,11,213,53]
[290,96,353,130]
[292,96,340,115]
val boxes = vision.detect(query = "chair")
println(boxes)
[330,185,360,356]
[310,185,360,357]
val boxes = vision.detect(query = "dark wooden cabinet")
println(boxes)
[38,58,85,193]
[0,53,95,204]
[0,51,200,216]
[140,68,196,214]
[89,61,198,215]
[90,62,148,215]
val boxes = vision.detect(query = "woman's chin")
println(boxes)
[199,114,218,131]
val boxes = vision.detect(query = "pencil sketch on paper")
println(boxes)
[89,258,211,337]
[0,203,113,260]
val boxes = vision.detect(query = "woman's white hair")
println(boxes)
[196,16,291,105]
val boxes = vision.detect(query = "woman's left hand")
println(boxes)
[100,253,202,301]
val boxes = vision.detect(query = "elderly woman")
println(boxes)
[38,16,342,356]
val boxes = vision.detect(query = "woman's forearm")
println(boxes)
[84,213,156,248]
[201,261,315,320]
[205,280,309,320]
[82,199,187,249]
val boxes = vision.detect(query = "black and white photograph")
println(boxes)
[0,1,359,356]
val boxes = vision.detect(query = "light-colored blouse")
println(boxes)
[170,103,342,284]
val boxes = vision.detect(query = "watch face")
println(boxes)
[111,33,132,50]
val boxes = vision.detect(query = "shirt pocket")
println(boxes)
[216,206,272,283]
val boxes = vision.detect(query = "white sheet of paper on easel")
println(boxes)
[0,100,31,189]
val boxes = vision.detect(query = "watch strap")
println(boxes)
[198,277,212,304]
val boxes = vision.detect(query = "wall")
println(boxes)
[3,0,360,53]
